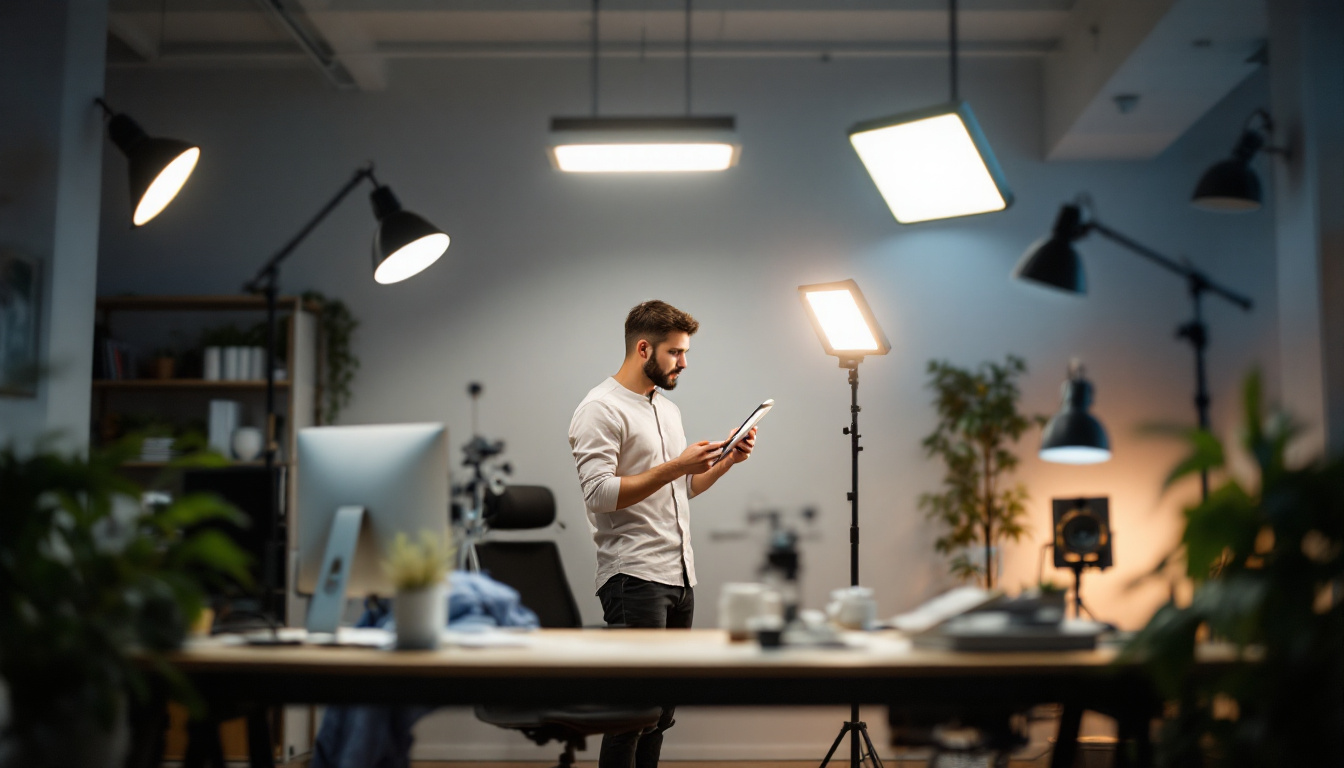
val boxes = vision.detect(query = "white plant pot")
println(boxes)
[394,582,447,650]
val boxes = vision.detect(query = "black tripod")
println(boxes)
[817,360,884,768]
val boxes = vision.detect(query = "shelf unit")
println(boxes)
[92,294,320,764]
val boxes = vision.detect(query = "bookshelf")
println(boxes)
[92,294,319,764]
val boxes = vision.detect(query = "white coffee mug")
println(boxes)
[827,586,878,630]
[719,582,768,641]
[231,426,264,462]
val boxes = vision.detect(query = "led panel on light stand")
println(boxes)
[548,117,741,173]
[849,102,1012,225]
[798,279,891,363]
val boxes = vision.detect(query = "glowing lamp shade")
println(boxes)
[1040,367,1111,465]
[848,102,1012,225]
[798,279,891,362]
[369,186,449,285]
[105,112,200,227]
[548,117,740,174]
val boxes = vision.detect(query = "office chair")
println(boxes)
[470,486,662,768]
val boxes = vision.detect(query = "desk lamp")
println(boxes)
[798,279,890,768]
[1013,196,1253,499]
[244,164,449,619]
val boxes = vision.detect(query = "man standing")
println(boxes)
[568,300,757,768]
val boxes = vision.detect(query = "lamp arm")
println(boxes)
[244,165,376,292]
[1088,221,1254,312]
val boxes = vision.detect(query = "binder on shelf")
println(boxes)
[208,400,240,457]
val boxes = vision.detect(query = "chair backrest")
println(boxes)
[474,540,583,629]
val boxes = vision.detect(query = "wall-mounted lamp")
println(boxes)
[847,0,1011,224]
[548,0,740,173]
[1191,109,1288,213]
[1039,360,1110,465]
[96,98,200,227]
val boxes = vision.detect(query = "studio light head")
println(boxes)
[1052,497,1113,570]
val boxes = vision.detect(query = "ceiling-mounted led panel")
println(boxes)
[548,117,741,173]
[848,101,1012,224]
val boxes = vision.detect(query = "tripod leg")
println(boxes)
[818,723,851,768]
[858,721,885,768]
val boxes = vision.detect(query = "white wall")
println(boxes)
[0,0,106,451]
[98,55,1277,759]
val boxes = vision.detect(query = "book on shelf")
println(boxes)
[208,400,241,457]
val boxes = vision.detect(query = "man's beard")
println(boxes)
[644,356,683,390]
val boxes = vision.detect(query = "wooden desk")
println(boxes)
[169,628,1159,767]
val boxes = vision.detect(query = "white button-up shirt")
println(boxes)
[569,377,696,593]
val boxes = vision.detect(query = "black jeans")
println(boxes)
[596,574,694,768]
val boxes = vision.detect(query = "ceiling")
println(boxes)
[104,0,1267,160]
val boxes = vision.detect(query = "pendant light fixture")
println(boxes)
[96,98,201,227]
[1039,360,1111,465]
[847,0,1012,224]
[547,0,740,174]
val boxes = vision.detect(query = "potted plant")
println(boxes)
[302,291,360,424]
[1123,371,1343,767]
[383,530,454,650]
[0,438,251,767]
[149,347,177,380]
[918,355,1039,589]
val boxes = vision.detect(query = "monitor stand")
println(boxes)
[306,505,368,635]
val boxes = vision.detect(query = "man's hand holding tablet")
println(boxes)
[712,399,773,466]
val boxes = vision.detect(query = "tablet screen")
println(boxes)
[713,399,773,464]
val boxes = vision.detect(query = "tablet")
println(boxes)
[713,399,773,465]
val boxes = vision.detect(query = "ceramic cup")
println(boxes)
[231,426,264,462]
[719,582,769,641]
[827,586,878,630]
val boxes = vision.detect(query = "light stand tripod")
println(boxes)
[797,278,891,768]
[817,359,884,768]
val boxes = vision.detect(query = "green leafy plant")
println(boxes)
[302,291,360,424]
[918,355,1038,588]
[1123,371,1343,767]
[0,437,252,765]
[382,530,454,591]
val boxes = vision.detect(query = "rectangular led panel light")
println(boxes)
[798,278,891,362]
[548,116,741,173]
[848,101,1013,224]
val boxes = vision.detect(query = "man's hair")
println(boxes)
[624,300,699,354]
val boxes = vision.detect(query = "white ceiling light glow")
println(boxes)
[849,106,1010,224]
[549,118,740,173]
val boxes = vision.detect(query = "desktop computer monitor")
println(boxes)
[296,423,449,634]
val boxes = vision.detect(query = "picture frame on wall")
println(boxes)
[0,249,41,398]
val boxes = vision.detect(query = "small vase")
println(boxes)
[231,427,264,462]
[394,582,447,650]
[203,347,222,381]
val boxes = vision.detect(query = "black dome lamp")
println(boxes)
[95,98,200,227]
[1012,201,1088,294]
[1191,109,1288,213]
[1039,360,1111,465]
